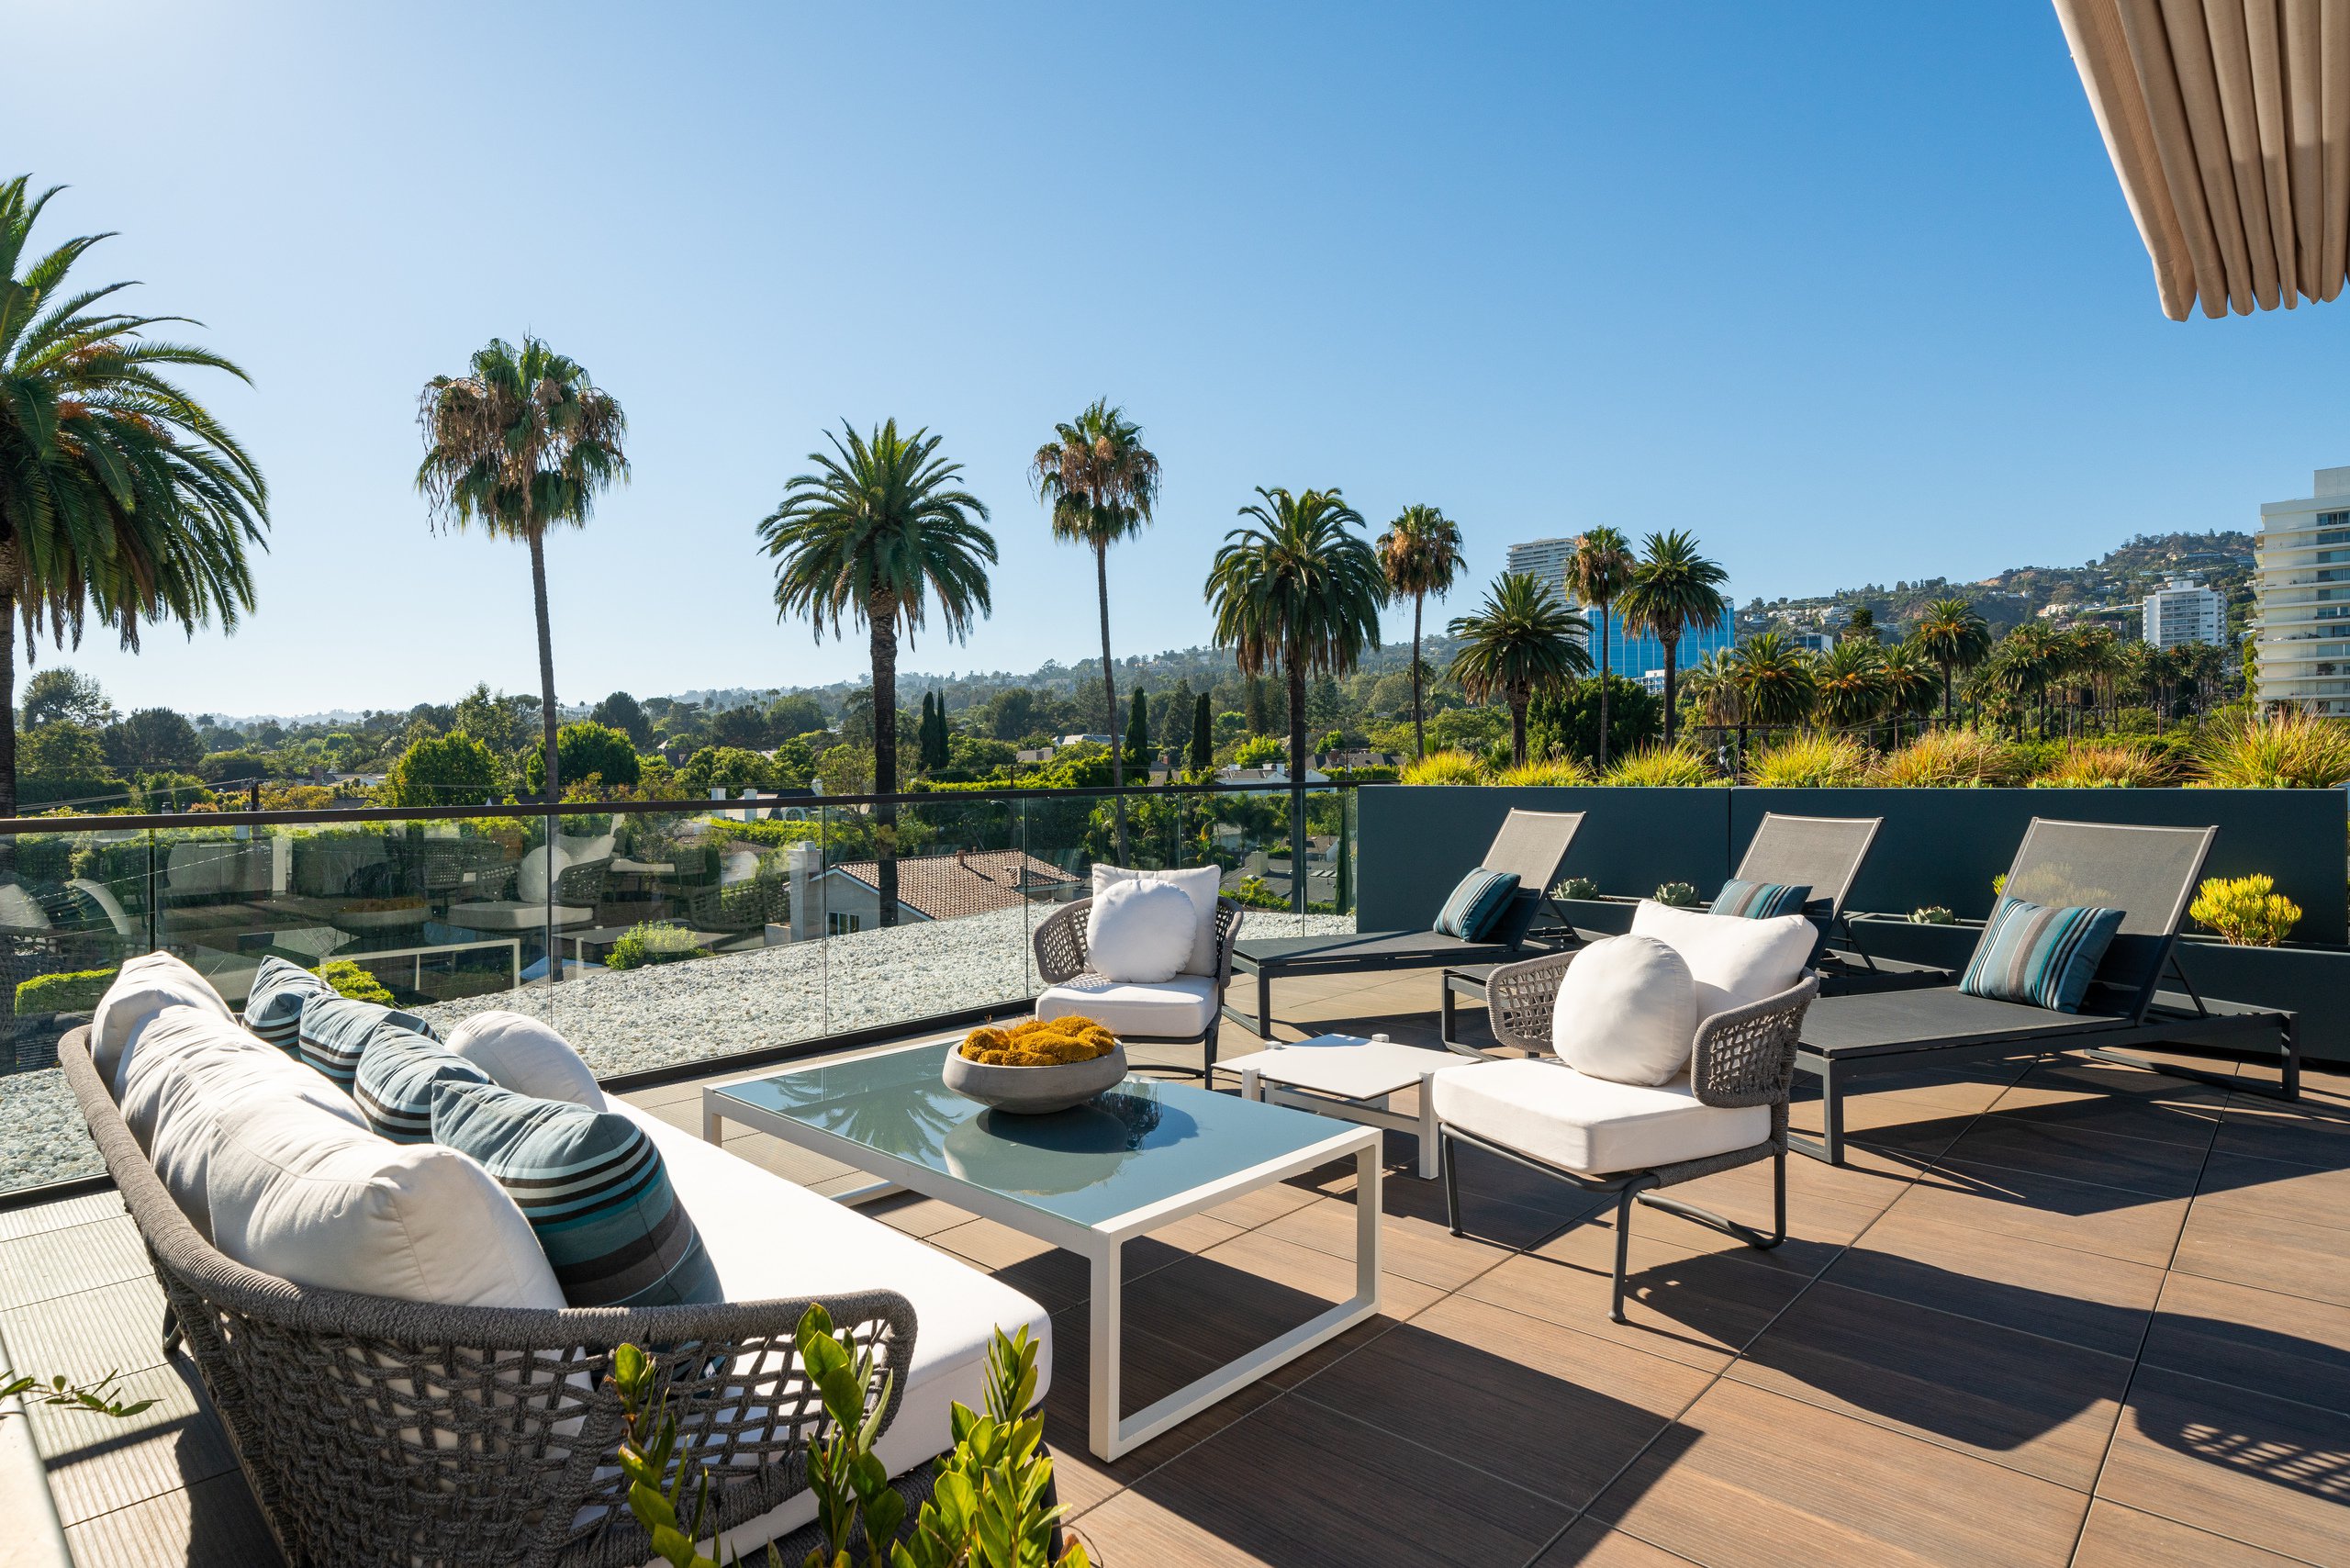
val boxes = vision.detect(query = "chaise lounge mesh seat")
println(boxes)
[1794,818,2300,1165]
[1224,809,1583,1041]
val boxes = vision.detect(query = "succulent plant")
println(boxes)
[1653,881,1700,908]
[1555,876,1600,902]
[1908,906,1956,925]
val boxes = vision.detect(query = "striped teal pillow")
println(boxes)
[431,1081,721,1310]
[1435,868,1521,941]
[1710,879,1811,920]
[1959,896,2125,1014]
[354,1029,490,1143]
[241,957,333,1052]
[297,996,442,1090]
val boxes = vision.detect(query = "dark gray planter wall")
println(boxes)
[1354,787,1728,930]
[1731,788,2349,944]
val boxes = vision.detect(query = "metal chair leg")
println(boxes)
[1442,1130,1463,1237]
[1610,1177,1659,1324]
[161,1306,184,1360]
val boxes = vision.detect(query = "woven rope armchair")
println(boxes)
[1032,895,1244,1076]
[59,1026,916,1568]
[1440,950,1818,1321]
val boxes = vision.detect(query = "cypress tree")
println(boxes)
[1124,689,1151,770]
[1190,691,1214,772]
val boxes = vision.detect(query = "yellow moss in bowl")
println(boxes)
[959,1015,1117,1067]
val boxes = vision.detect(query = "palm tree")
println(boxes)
[1373,504,1462,759]
[1984,623,2061,738]
[1566,527,1636,768]
[1616,530,1729,744]
[761,420,995,926]
[1910,596,1993,724]
[1726,631,1818,760]
[1031,399,1160,801]
[418,336,627,802]
[0,178,267,822]
[1683,649,1742,756]
[1812,638,1890,733]
[1446,573,1592,767]
[1205,487,1385,913]
[1878,641,1941,743]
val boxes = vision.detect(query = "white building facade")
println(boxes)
[2141,578,2222,649]
[1503,537,1576,590]
[2255,467,2350,713]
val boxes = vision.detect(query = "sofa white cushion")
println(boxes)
[1033,973,1216,1039]
[204,1091,562,1309]
[1553,935,1698,1087]
[442,1011,605,1108]
[1092,864,1221,975]
[120,1011,365,1237]
[1629,900,1813,1020]
[1085,879,1197,984]
[0,882,49,931]
[1432,1058,1770,1175]
[518,832,615,903]
[619,1104,1051,1550]
[93,951,238,1096]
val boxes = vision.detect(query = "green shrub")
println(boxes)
[1233,734,1284,769]
[1397,749,1487,786]
[2188,874,2302,946]
[605,921,713,971]
[382,733,501,807]
[14,967,118,1015]
[1746,733,1871,788]
[1494,756,1592,786]
[1599,741,1718,788]
[1870,729,2020,788]
[317,959,393,1005]
[2196,709,2350,789]
[2030,742,2178,789]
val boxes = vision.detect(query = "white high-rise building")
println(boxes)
[2255,467,2350,713]
[2141,578,2221,649]
[1503,537,1576,591]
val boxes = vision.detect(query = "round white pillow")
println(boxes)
[1552,934,1700,1087]
[442,1010,605,1108]
[1085,879,1198,984]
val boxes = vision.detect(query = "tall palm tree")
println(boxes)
[1373,504,1462,759]
[1878,641,1941,744]
[1811,638,1890,733]
[1984,623,2061,738]
[0,178,267,821]
[1446,572,1591,767]
[1205,487,1385,912]
[1726,631,1818,759]
[1683,649,1742,754]
[761,420,995,925]
[1616,530,1729,745]
[1031,399,1159,801]
[1910,596,1993,724]
[1566,527,1636,768]
[418,336,627,802]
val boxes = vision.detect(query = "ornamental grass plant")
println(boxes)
[1397,749,1487,785]
[1598,740,1718,788]
[1745,733,1871,788]
[2195,708,2350,790]
[1869,728,2020,788]
[2030,742,2180,789]
[1494,756,1593,786]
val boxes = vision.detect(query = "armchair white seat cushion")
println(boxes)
[1033,972,1218,1039]
[447,900,597,931]
[1629,899,1815,1019]
[1431,1058,1769,1177]
[1091,864,1222,976]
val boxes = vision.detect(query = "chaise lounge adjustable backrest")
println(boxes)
[1980,818,2214,1022]
[1732,813,1882,923]
[1480,810,1584,947]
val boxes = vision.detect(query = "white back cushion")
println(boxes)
[1091,864,1221,975]
[0,883,50,930]
[119,1010,364,1238]
[1552,935,1700,1086]
[442,1010,604,1108]
[93,952,237,1095]
[518,832,615,903]
[206,1091,561,1309]
[1629,900,1814,1019]
[1085,879,1199,985]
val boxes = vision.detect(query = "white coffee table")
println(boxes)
[1219,1033,1449,1179]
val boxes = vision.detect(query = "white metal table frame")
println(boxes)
[1225,1035,1445,1180]
[702,1057,1382,1462]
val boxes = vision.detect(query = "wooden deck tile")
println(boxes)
[1893,1157,2190,1268]
[0,1216,151,1311]
[62,1470,284,1568]
[2171,1203,2350,1307]
[2069,1499,2311,1567]
[2139,1271,2350,1417]
[27,1360,238,1527]
[2097,1365,2350,1565]
[1935,1117,2210,1200]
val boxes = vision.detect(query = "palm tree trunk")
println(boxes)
[870,600,901,929]
[1509,699,1528,767]
[1096,541,1127,863]
[1941,662,1953,723]
[529,532,559,805]
[1661,635,1680,744]
[1595,603,1612,768]
[1410,592,1426,760]
[1288,658,1308,916]
[0,595,16,863]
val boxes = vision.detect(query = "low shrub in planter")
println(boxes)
[1652,881,1700,908]
[1600,741,1718,788]
[605,922,714,971]
[2030,742,2177,789]
[1555,876,1600,901]
[1494,756,1591,786]
[1747,733,1870,788]
[1870,730,2020,788]
[1397,750,1486,786]
[2188,874,2302,946]
[14,967,118,1015]
[1908,906,1956,925]
[2196,709,2350,790]
[318,959,394,1005]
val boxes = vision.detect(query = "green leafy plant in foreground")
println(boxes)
[613,1305,1089,1568]
[1,1369,153,1423]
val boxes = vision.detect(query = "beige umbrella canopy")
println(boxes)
[2054,0,2350,319]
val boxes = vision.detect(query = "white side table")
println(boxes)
[1220,1033,1449,1179]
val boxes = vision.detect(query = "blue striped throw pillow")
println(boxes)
[1959,896,2125,1014]
[1709,879,1811,920]
[1434,868,1521,941]
[297,996,442,1090]
[431,1081,721,1310]
[354,1029,490,1143]
[241,957,334,1052]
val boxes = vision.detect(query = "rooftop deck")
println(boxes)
[5,970,2346,1568]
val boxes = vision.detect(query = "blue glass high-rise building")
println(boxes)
[1571,603,1735,684]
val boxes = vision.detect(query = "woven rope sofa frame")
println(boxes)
[58,1025,917,1568]
[1443,954,1818,1322]
[1032,895,1243,1078]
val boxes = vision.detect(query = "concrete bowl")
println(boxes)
[941,1044,1128,1114]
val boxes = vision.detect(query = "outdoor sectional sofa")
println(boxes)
[60,960,1051,1568]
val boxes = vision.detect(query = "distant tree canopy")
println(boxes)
[452,683,539,756]
[678,745,779,792]
[767,693,826,738]
[196,749,270,786]
[101,708,203,775]
[380,733,500,806]
[20,668,112,731]
[15,722,122,806]
[525,722,642,794]
[589,690,651,747]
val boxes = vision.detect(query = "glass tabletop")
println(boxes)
[714,1042,1359,1230]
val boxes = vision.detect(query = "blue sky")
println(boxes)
[9,1,2347,718]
